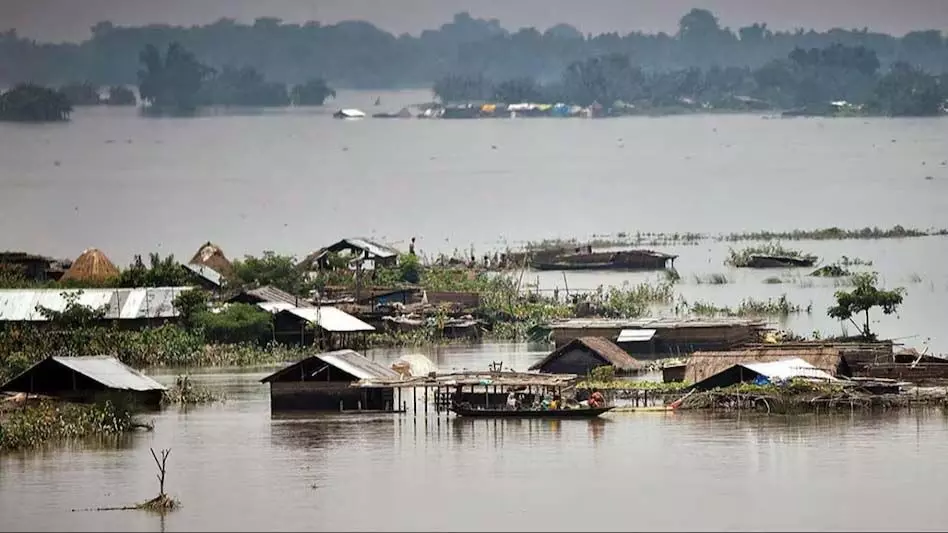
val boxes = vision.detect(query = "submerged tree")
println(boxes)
[59,81,102,105]
[827,272,904,339]
[198,65,289,106]
[291,78,336,106]
[0,84,72,122]
[106,85,137,106]
[138,42,213,113]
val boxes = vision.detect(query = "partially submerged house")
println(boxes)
[259,349,399,411]
[1,355,166,408]
[685,346,851,385]
[532,249,677,271]
[60,248,120,283]
[0,286,190,329]
[547,317,769,359]
[743,254,817,268]
[690,357,837,391]
[300,238,400,271]
[272,306,375,348]
[529,336,643,376]
[0,252,71,282]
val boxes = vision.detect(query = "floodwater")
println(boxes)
[3,344,948,532]
[1,89,947,350]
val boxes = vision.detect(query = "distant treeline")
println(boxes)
[3,9,948,90]
[435,44,948,116]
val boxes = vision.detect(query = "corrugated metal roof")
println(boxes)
[342,238,398,259]
[617,329,656,342]
[318,350,400,380]
[259,349,398,383]
[0,287,190,321]
[741,358,837,382]
[51,356,166,391]
[281,306,375,332]
[529,336,642,372]
[257,301,296,314]
[183,263,223,287]
[237,286,313,308]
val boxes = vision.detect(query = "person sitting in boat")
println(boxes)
[588,390,605,408]
[506,391,519,410]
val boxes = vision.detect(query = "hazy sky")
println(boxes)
[3,0,948,42]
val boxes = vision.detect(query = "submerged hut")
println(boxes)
[690,357,837,391]
[547,317,769,359]
[299,237,400,271]
[259,349,399,411]
[529,337,643,376]
[60,248,120,283]
[0,355,166,408]
[685,346,851,385]
[188,241,235,279]
[272,306,375,348]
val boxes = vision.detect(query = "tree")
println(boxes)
[433,74,492,103]
[198,65,289,106]
[291,78,336,106]
[827,272,904,339]
[232,252,305,295]
[172,289,209,329]
[138,42,213,113]
[0,84,72,122]
[118,253,190,288]
[870,61,944,116]
[36,290,108,328]
[492,77,545,103]
[106,85,136,105]
[192,303,272,344]
[59,81,102,105]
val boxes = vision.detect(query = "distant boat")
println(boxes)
[333,109,366,119]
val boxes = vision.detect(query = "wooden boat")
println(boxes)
[450,404,615,418]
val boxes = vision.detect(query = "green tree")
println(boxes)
[36,291,108,328]
[192,303,272,344]
[492,77,545,103]
[232,252,305,295]
[198,65,289,106]
[138,42,213,113]
[59,81,102,105]
[106,85,136,105]
[172,289,210,329]
[827,272,904,339]
[0,84,72,122]
[870,62,944,116]
[118,253,190,288]
[291,78,336,105]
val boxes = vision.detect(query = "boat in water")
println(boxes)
[450,404,615,418]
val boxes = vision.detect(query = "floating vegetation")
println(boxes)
[0,400,135,451]
[724,242,817,268]
[721,225,945,242]
[693,273,729,285]
[838,255,873,266]
[161,375,221,406]
[687,294,809,318]
[810,264,851,277]
[763,276,784,284]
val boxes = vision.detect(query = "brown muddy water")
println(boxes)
[4,343,948,532]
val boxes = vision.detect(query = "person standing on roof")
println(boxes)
[409,237,416,256]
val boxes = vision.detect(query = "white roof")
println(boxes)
[0,287,190,321]
[257,301,296,314]
[282,306,375,332]
[337,108,366,118]
[741,358,837,382]
[617,328,656,342]
[317,350,399,380]
[51,356,166,391]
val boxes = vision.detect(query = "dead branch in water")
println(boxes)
[73,447,179,513]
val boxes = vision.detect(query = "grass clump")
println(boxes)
[725,242,816,267]
[693,273,729,284]
[0,400,135,451]
[160,375,221,406]
[686,294,810,318]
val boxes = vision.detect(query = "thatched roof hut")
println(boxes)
[685,346,850,384]
[60,248,120,283]
[189,241,234,278]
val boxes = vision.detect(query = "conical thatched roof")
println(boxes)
[188,241,234,278]
[61,248,120,283]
